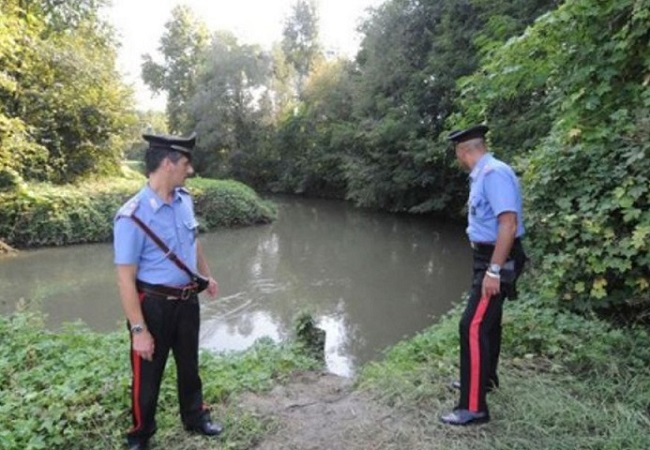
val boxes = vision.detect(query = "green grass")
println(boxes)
[358,295,650,449]
[0,309,318,450]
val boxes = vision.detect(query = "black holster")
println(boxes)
[472,238,527,300]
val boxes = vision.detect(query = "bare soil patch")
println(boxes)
[238,371,435,450]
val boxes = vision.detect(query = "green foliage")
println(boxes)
[0,309,317,450]
[359,296,650,449]
[0,116,50,189]
[281,0,322,94]
[0,176,276,248]
[501,296,650,378]
[526,117,650,309]
[293,312,326,362]
[458,0,650,309]
[361,294,650,395]
[122,110,169,161]
[0,177,137,248]
[190,177,277,229]
[141,5,210,133]
[270,60,355,197]
[524,0,650,310]
[188,32,272,179]
[0,0,136,184]
[340,0,556,213]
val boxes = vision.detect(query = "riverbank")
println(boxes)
[357,295,650,449]
[2,295,648,449]
[0,173,275,249]
[0,240,16,255]
[239,295,650,450]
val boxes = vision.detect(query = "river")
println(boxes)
[0,196,472,376]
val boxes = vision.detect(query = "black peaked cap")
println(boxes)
[143,132,197,156]
[447,125,489,144]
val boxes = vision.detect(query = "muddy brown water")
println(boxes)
[0,197,472,376]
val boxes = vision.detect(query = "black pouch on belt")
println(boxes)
[193,274,210,293]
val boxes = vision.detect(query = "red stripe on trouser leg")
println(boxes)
[469,295,490,412]
[128,292,146,433]
[130,349,142,432]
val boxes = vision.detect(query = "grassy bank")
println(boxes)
[0,171,276,248]
[359,294,650,449]
[0,309,319,450]
[2,298,648,449]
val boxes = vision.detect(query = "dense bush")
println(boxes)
[190,177,277,229]
[525,117,650,309]
[0,174,276,248]
[457,0,650,311]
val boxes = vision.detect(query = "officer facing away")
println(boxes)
[113,133,222,449]
[440,125,527,426]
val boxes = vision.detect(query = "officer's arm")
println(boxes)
[116,264,145,327]
[196,240,212,279]
[484,169,519,267]
[197,240,219,298]
[491,212,517,267]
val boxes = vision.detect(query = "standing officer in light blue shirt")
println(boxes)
[441,125,527,426]
[114,132,222,450]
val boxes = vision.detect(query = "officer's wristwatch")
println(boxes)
[130,323,145,335]
[487,263,501,275]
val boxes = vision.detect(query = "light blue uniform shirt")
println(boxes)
[467,153,525,243]
[113,184,199,286]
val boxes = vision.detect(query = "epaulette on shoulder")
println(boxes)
[117,198,140,218]
[483,164,495,175]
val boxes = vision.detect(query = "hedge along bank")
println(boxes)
[0,174,276,248]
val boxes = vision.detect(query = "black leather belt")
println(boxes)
[136,280,198,300]
[470,241,494,252]
[471,238,522,255]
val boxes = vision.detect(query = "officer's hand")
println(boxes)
[133,331,155,361]
[206,277,219,298]
[482,274,500,299]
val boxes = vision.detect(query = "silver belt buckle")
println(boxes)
[180,285,193,300]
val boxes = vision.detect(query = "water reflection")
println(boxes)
[194,197,471,376]
[0,197,472,376]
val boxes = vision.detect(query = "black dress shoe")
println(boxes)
[440,409,490,426]
[125,439,149,450]
[187,419,223,436]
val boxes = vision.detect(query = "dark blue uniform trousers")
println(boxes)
[457,241,525,414]
[127,293,208,443]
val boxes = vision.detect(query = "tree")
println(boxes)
[187,31,271,180]
[281,0,322,95]
[264,58,359,197]
[345,0,559,213]
[0,0,135,185]
[141,5,210,133]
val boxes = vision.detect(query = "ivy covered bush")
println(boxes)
[456,0,650,310]
[0,174,276,248]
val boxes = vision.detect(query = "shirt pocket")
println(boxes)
[183,218,199,244]
[469,195,491,219]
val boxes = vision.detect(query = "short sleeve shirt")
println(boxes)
[467,153,525,243]
[113,184,200,286]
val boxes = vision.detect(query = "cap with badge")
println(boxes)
[143,132,197,160]
[447,124,489,144]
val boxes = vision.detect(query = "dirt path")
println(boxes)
[238,371,433,450]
